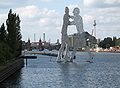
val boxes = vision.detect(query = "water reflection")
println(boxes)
[0,70,23,88]
[58,62,90,88]
[0,52,120,88]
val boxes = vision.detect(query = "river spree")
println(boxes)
[0,52,120,88]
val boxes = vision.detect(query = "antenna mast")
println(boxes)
[93,20,97,38]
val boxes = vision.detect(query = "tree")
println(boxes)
[0,42,12,65]
[0,23,13,64]
[99,37,114,49]
[15,15,22,56]
[113,37,117,46]
[6,9,22,57]
[0,9,22,65]
[99,40,106,49]
[6,9,16,54]
[0,23,7,43]
[116,38,120,46]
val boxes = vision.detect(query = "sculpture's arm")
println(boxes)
[69,15,75,25]
[69,21,75,25]
[69,15,74,19]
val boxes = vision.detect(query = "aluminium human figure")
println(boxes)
[57,7,71,62]
[70,7,93,61]
[70,7,85,60]
[70,8,84,34]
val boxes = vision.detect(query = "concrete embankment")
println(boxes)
[0,59,24,83]
[27,51,58,57]
[40,53,58,57]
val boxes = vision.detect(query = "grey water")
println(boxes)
[0,52,120,88]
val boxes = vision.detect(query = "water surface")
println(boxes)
[0,52,120,88]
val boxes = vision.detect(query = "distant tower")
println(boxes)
[92,20,97,38]
[39,38,42,45]
[48,39,51,43]
[43,33,45,42]
[27,38,31,51]
[57,39,60,45]
[34,33,36,42]
[39,38,43,50]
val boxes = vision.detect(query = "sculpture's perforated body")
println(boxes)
[57,7,93,62]
[57,7,70,62]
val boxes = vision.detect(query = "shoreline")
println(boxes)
[23,50,120,58]
[0,58,24,83]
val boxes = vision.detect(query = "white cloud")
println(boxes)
[39,0,61,2]
[27,0,62,3]
[15,6,39,18]
[83,6,120,25]
[14,5,61,42]
[84,0,120,8]
[0,0,63,9]
[0,14,7,23]
[97,7,120,16]
[83,14,94,24]
[82,6,120,38]
[15,6,59,19]
[104,0,120,4]
[0,1,120,42]
[84,0,95,7]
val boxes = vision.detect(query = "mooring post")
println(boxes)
[26,58,27,66]
[20,56,37,66]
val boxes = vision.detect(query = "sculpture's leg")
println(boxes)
[63,43,70,62]
[70,46,77,62]
[85,46,93,62]
[57,43,65,62]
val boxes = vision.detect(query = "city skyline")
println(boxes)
[0,0,120,43]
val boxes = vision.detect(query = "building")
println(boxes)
[68,32,97,50]
[26,38,31,51]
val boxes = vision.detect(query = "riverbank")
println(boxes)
[24,50,120,57]
[0,58,24,83]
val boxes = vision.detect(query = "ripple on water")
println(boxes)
[0,52,120,88]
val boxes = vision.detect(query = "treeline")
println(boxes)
[98,37,120,49]
[0,9,22,65]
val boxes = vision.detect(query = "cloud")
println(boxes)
[95,7,120,25]
[104,0,120,4]
[83,14,94,24]
[84,0,96,7]
[84,0,120,8]
[15,5,59,19]
[82,6,120,38]
[15,6,39,18]
[0,1,120,42]
[0,0,63,9]
[27,0,62,3]
[0,0,27,9]
[62,4,120,39]
[14,5,61,42]
[37,0,62,2]
[82,6,120,25]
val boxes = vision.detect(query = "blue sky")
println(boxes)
[0,0,120,43]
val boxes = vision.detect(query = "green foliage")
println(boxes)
[0,42,12,65]
[98,37,118,49]
[116,38,120,46]
[6,9,22,57]
[113,37,116,46]
[0,23,7,42]
[0,9,22,65]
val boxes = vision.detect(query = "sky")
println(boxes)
[0,0,120,43]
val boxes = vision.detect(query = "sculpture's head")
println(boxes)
[73,7,80,16]
[65,7,69,14]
